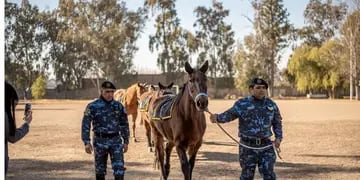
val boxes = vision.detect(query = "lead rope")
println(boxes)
[204,109,239,145]
[204,108,283,160]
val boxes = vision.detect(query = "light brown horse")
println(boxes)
[114,82,147,142]
[149,61,209,180]
[139,82,175,152]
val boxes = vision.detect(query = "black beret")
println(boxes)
[101,81,116,89]
[249,78,268,89]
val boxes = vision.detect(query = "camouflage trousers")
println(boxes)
[239,145,276,180]
[93,137,126,176]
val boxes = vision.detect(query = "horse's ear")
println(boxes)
[158,82,164,89]
[168,82,174,88]
[138,82,146,87]
[199,60,208,73]
[185,61,193,74]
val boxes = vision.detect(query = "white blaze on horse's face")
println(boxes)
[137,82,147,101]
[185,61,209,111]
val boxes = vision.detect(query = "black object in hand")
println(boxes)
[24,103,31,115]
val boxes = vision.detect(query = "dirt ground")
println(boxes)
[6,99,360,180]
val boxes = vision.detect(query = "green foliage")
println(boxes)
[251,0,292,96]
[298,0,347,47]
[43,0,147,89]
[287,40,347,96]
[234,33,269,90]
[31,75,47,99]
[5,0,48,91]
[194,1,235,79]
[148,0,190,73]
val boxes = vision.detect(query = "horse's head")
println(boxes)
[185,60,209,111]
[136,82,148,101]
[148,84,156,93]
[158,82,174,96]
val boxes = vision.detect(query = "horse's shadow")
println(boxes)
[198,151,238,163]
[276,160,360,179]
[196,150,360,179]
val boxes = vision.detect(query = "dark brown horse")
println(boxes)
[139,82,175,152]
[114,82,147,142]
[149,61,209,180]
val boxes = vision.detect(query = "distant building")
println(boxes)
[46,79,60,89]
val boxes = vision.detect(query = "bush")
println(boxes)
[31,76,47,99]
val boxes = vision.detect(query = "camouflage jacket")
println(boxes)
[81,97,129,145]
[217,95,283,141]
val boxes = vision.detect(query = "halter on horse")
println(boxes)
[149,60,208,180]
[113,82,147,142]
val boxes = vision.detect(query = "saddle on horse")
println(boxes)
[151,95,176,121]
[139,94,153,112]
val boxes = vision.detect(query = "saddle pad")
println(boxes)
[151,95,176,121]
[139,95,152,112]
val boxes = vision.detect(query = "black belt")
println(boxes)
[94,132,120,138]
[241,136,271,146]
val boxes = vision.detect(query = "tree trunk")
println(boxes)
[355,45,359,100]
[350,32,354,100]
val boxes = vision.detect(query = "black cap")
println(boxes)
[101,81,116,89]
[249,78,268,89]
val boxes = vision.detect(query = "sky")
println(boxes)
[7,0,310,73]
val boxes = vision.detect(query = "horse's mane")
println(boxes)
[174,83,187,105]
[127,83,138,90]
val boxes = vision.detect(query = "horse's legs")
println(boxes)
[144,117,153,152]
[176,145,190,180]
[188,141,202,180]
[153,128,167,180]
[164,142,174,177]
[130,113,138,142]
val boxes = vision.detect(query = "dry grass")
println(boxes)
[7,99,360,180]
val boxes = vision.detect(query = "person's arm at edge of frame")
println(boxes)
[119,105,130,153]
[82,104,93,154]
[7,111,32,143]
[210,100,241,123]
[272,103,283,148]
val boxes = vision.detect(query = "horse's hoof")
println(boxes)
[133,138,138,143]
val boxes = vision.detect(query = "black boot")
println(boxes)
[114,174,124,180]
[96,174,105,180]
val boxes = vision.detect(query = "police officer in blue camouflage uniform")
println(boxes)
[210,78,283,180]
[81,80,130,180]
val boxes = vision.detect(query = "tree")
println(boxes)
[148,0,190,82]
[341,7,360,100]
[5,0,48,93]
[287,40,347,98]
[31,75,47,99]
[234,33,269,90]
[193,1,235,96]
[43,0,146,90]
[317,40,348,98]
[83,0,147,82]
[252,0,292,97]
[298,0,347,47]
[42,0,92,90]
[287,45,323,93]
